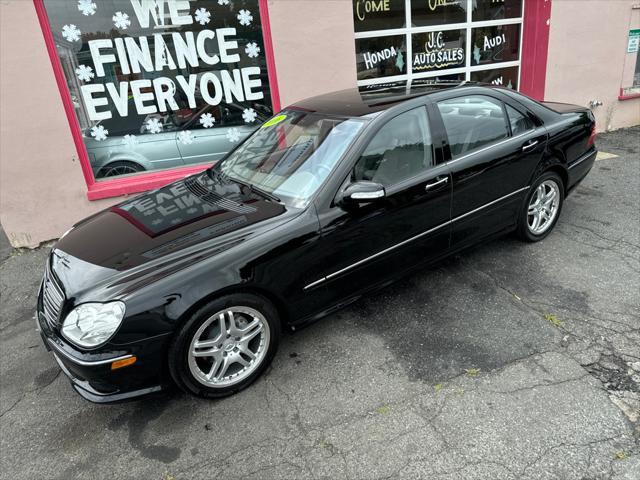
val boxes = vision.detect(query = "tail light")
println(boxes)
[587,123,596,147]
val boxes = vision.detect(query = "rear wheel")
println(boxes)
[516,172,564,242]
[98,161,144,178]
[168,293,280,398]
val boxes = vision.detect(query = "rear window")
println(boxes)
[437,95,508,158]
[505,105,534,135]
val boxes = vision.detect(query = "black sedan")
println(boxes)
[37,83,597,402]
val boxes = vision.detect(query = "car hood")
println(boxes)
[53,171,291,296]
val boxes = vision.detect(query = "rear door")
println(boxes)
[434,93,546,248]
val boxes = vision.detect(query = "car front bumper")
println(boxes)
[37,309,172,404]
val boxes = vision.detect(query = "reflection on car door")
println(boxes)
[435,94,547,248]
[177,105,258,166]
[310,105,452,304]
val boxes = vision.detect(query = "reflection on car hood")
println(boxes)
[55,171,289,274]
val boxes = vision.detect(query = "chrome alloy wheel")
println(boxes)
[527,180,560,235]
[188,307,270,387]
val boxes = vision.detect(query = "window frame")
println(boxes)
[354,0,525,88]
[33,0,281,201]
[352,0,553,101]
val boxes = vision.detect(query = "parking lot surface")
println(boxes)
[1,127,639,480]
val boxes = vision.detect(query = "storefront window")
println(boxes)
[470,24,521,66]
[470,65,519,89]
[472,0,522,21]
[620,27,640,97]
[411,29,466,73]
[353,0,406,32]
[411,0,467,27]
[356,35,407,80]
[353,0,523,89]
[41,0,274,181]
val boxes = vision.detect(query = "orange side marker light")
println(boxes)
[111,356,137,370]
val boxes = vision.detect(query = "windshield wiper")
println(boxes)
[225,175,281,203]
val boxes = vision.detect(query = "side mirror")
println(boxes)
[338,181,386,206]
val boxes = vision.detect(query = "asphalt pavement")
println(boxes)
[1,127,638,480]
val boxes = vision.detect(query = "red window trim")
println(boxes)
[519,0,552,101]
[33,0,281,201]
[618,87,640,101]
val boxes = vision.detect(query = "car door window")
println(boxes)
[353,107,434,187]
[505,104,534,135]
[437,95,508,158]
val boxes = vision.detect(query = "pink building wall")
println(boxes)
[545,0,640,131]
[0,1,113,248]
[1,0,638,248]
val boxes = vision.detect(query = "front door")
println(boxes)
[308,105,452,303]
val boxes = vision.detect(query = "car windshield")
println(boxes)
[213,110,365,207]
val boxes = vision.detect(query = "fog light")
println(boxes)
[111,356,137,370]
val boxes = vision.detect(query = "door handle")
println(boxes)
[425,176,449,191]
[522,140,539,152]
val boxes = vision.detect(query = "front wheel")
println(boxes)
[168,293,281,398]
[516,172,564,242]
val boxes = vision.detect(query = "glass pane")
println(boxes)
[470,66,519,89]
[354,107,433,187]
[472,0,522,21]
[505,104,533,135]
[411,0,467,27]
[355,35,408,80]
[470,24,521,66]
[437,95,508,158]
[218,111,364,205]
[42,0,273,180]
[353,0,406,32]
[412,29,466,73]
[412,72,465,85]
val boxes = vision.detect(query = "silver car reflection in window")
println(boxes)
[84,101,269,179]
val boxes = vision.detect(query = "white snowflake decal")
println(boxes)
[77,0,96,16]
[242,108,257,124]
[194,8,211,25]
[90,125,108,141]
[113,11,131,30]
[226,128,241,143]
[146,118,163,134]
[218,0,230,5]
[245,42,261,59]
[178,130,194,145]
[199,113,216,128]
[75,65,94,82]
[61,24,81,42]
[237,9,253,26]
[123,134,138,148]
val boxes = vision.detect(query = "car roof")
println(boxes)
[287,81,499,118]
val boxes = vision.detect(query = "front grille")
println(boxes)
[41,264,65,330]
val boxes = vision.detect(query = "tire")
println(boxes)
[97,161,145,178]
[168,293,281,399]
[516,171,564,242]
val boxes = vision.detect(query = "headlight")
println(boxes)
[61,301,126,348]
